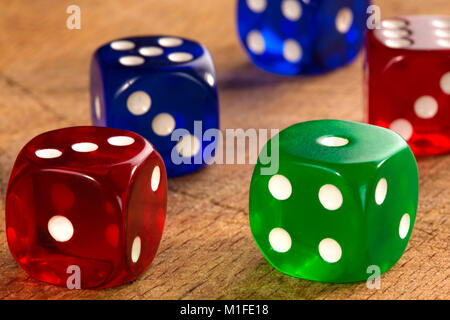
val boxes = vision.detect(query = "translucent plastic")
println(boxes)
[237,0,370,75]
[90,36,219,177]
[6,126,167,289]
[249,120,418,283]
[366,16,450,156]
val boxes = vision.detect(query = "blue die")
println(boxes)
[90,36,219,177]
[237,0,370,75]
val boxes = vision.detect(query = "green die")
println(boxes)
[249,120,419,283]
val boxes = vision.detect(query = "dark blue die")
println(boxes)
[90,36,219,177]
[237,0,370,75]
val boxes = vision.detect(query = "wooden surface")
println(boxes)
[0,0,449,300]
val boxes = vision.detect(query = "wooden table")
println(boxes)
[0,0,448,300]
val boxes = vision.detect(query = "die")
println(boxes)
[237,0,370,75]
[366,16,450,156]
[5,126,167,289]
[90,36,219,177]
[249,120,418,283]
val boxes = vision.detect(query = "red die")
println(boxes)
[5,126,167,289]
[365,15,450,156]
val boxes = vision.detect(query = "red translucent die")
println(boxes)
[5,126,167,289]
[365,16,450,156]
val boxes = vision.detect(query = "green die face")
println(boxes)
[249,120,419,283]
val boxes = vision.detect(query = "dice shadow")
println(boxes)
[225,258,360,299]
[218,61,317,91]
[416,153,450,162]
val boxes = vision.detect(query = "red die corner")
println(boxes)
[365,15,450,156]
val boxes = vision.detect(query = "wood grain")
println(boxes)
[0,0,448,300]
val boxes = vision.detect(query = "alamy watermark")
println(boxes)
[66,5,81,30]
[366,265,381,290]
[66,265,81,289]
[66,4,383,31]
[169,122,280,176]
[367,5,384,30]
[65,263,382,290]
